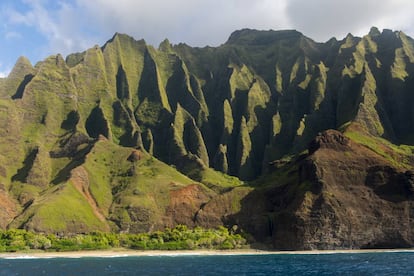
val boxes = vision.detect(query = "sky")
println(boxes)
[1,0,414,77]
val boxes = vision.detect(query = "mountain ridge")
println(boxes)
[0,27,414,249]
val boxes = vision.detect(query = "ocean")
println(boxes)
[1,251,414,275]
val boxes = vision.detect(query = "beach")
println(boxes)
[2,248,414,259]
[3,248,414,275]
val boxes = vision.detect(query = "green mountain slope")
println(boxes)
[1,27,414,249]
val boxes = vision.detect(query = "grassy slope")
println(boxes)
[8,138,226,233]
[9,182,107,233]
[344,123,414,169]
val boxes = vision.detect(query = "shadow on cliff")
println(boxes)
[224,153,318,250]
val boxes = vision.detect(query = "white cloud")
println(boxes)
[4,0,101,58]
[285,0,414,41]
[76,0,290,46]
[0,63,10,78]
[2,0,414,67]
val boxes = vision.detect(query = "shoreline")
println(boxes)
[1,248,414,259]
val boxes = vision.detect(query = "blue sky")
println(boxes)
[1,0,414,77]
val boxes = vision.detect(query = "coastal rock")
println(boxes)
[269,130,414,249]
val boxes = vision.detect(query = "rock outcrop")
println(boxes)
[224,130,414,249]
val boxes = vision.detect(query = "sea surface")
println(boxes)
[1,251,414,275]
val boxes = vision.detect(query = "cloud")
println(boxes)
[0,71,9,78]
[76,0,290,46]
[0,63,10,78]
[3,0,289,61]
[285,0,414,41]
[2,0,414,69]
[4,0,101,58]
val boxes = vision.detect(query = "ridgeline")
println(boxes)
[0,27,414,249]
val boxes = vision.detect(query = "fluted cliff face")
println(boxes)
[4,28,414,180]
[0,28,414,249]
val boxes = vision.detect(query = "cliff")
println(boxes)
[0,27,413,249]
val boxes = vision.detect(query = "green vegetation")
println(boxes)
[236,117,254,180]
[391,48,409,80]
[0,225,247,252]
[252,156,298,188]
[184,164,243,193]
[345,127,414,169]
[1,28,414,245]
[9,181,108,233]
[168,104,210,166]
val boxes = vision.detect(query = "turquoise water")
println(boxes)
[1,252,414,275]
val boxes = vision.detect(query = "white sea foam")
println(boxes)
[3,255,50,259]
[99,254,130,258]
[2,248,414,259]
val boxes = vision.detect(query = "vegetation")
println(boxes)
[0,225,247,252]
[345,127,414,169]
[1,27,414,247]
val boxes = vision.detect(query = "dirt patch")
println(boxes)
[0,189,18,229]
[70,166,109,230]
[165,184,212,227]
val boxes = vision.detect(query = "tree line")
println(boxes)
[0,225,247,252]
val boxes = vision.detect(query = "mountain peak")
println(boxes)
[159,38,173,52]
[104,32,146,48]
[8,56,34,79]
[369,26,381,36]
[226,28,303,45]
